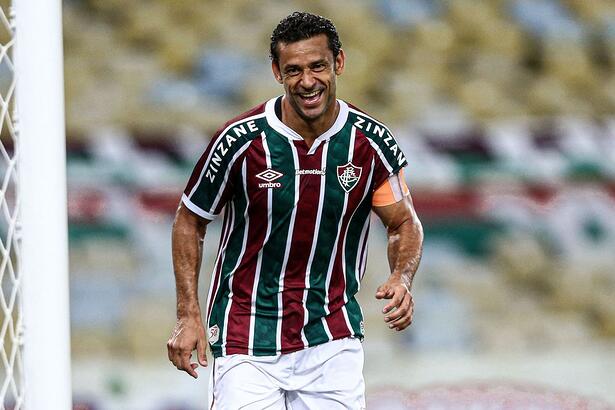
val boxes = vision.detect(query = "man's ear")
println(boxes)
[334,49,345,76]
[271,61,283,84]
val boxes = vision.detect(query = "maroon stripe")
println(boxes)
[212,158,244,215]
[325,309,352,339]
[280,145,324,351]
[184,102,266,195]
[225,138,268,355]
[206,201,233,322]
[184,140,216,196]
[326,132,374,338]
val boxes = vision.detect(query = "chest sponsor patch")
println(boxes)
[337,162,362,192]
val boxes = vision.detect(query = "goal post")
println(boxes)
[14,0,71,408]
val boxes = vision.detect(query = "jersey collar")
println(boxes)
[265,96,349,154]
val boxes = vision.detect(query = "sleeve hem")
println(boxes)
[181,194,217,220]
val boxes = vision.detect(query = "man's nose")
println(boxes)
[299,69,316,89]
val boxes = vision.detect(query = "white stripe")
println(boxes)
[327,128,368,337]
[341,306,353,336]
[181,194,216,220]
[338,127,357,306]
[206,201,235,326]
[340,155,374,305]
[359,229,369,281]
[276,139,301,351]
[221,159,250,356]
[248,133,273,355]
[321,317,333,341]
[365,137,394,174]
[355,217,370,288]
[348,127,356,162]
[301,141,329,344]
[323,139,353,318]
[355,160,375,286]
[188,112,265,198]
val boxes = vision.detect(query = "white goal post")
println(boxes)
[9,0,71,409]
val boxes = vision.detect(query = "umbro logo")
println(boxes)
[256,169,283,182]
[256,169,283,188]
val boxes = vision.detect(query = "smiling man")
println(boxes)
[168,11,423,409]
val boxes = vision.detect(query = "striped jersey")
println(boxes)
[182,96,407,357]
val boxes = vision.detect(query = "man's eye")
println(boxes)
[312,64,326,72]
[286,68,300,76]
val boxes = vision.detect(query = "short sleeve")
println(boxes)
[370,138,408,192]
[182,133,242,220]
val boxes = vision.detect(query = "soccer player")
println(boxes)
[168,11,423,409]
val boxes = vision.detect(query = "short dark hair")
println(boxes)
[270,12,342,64]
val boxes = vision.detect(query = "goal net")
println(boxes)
[0,2,23,409]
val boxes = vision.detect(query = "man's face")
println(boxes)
[272,34,345,123]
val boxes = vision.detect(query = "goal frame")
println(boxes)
[14,0,71,408]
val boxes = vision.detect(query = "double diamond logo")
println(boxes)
[255,169,283,182]
[256,169,284,188]
[337,162,362,192]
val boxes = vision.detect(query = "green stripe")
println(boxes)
[209,172,249,357]
[343,196,372,337]
[345,297,363,338]
[252,132,297,355]
[304,124,353,344]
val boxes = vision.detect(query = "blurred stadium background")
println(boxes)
[36,0,615,408]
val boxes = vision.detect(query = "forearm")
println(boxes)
[172,205,207,319]
[386,215,423,290]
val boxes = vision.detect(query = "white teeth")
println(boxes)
[301,91,320,98]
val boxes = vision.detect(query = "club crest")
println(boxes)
[337,162,362,192]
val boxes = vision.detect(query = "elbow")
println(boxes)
[414,217,424,244]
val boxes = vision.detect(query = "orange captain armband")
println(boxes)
[372,168,410,207]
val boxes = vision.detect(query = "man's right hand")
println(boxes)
[167,317,208,378]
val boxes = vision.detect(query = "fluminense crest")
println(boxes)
[337,162,362,193]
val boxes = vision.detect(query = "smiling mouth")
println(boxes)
[298,89,323,106]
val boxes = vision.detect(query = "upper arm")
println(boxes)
[373,190,422,235]
[174,202,210,239]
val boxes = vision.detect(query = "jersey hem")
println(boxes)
[210,334,364,358]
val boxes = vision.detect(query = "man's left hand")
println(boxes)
[375,275,414,331]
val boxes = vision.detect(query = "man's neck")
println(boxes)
[281,97,339,147]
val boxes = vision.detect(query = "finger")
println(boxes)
[375,284,389,299]
[177,353,198,378]
[167,339,184,367]
[384,293,411,323]
[391,308,414,331]
[376,286,396,305]
[383,286,406,313]
[196,337,208,367]
[392,300,415,331]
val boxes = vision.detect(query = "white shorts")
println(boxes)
[208,337,365,409]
